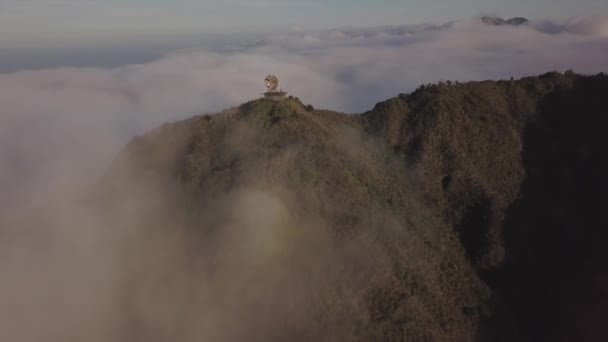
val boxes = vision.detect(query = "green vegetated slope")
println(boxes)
[103,72,608,341]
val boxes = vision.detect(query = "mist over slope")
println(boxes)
[1,9,607,341]
[94,72,607,341]
[102,99,487,341]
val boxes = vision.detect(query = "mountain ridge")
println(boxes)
[103,71,608,341]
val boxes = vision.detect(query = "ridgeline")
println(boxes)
[103,72,608,341]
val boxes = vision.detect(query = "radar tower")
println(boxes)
[263,75,287,101]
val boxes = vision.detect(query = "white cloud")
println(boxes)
[564,15,608,37]
[1,15,608,341]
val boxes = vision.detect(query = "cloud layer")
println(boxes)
[0,16,607,341]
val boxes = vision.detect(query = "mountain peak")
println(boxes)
[103,72,608,341]
[481,16,529,26]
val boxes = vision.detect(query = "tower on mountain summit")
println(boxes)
[263,75,287,101]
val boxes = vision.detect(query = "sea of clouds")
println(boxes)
[0,15,607,340]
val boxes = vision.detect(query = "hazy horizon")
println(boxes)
[2,14,608,72]
[2,0,606,35]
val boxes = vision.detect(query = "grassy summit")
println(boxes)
[103,72,608,341]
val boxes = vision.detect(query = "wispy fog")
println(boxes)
[0,15,607,341]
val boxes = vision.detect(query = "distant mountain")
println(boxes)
[481,16,530,26]
[102,72,608,341]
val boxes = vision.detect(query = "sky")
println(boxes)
[1,0,607,38]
